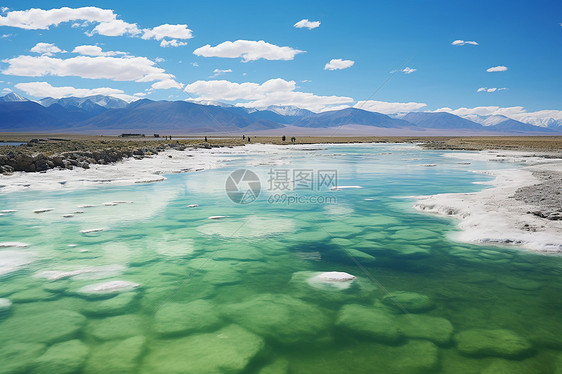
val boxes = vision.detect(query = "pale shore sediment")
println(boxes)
[414,150,562,253]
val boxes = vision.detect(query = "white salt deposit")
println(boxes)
[78,280,140,294]
[33,208,53,213]
[0,298,11,312]
[414,152,562,253]
[103,202,118,206]
[80,228,104,234]
[0,210,16,213]
[0,250,33,277]
[188,204,199,208]
[306,271,357,290]
[35,264,125,281]
[208,216,227,220]
[0,242,29,248]
[78,204,96,208]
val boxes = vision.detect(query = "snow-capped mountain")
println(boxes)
[0,92,29,102]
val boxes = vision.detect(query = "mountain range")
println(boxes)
[0,93,559,135]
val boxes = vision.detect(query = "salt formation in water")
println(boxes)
[0,250,33,277]
[142,325,264,374]
[77,280,140,296]
[306,271,357,290]
[153,300,222,336]
[33,208,53,213]
[0,310,86,343]
[397,314,454,345]
[454,329,533,358]
[222,294,330,344]
[86,315,143,341]
[80,228,105,234]
[0,298,11,313]
[35,264,125,281]
[33,339,89,374]
[0,242,28,247]
[336,304,403,343]
[84,336,145,374]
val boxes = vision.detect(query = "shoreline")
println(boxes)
[414,151,562,253]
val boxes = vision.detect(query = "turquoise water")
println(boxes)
[0,144,561,374]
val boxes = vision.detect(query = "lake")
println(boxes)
[0,143,560,373]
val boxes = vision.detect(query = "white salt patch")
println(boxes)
[0,250,33,277]
[364,198,375,201]
[80,228,105,234]
[414,153,562,253]
[103,202,118,206]
[188,204,199,208]
[78,204,96,208]
[0,242,28,248]
[67,244,77,247]
[35,264,125,281]
[307,271,357,290]
[0,210,16,213]
[33,208,53,213]
[80,249,89,253]
[0,298,11,311]
[78,280,139,294]
[208,216,227,220]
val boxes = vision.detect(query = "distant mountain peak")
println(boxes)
[0,92,29,102]
[39,95,129,110]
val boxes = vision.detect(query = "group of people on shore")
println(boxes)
[202,135,297,143]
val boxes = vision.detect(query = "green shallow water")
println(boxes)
[0,144,561,374]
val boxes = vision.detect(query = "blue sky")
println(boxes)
[0,0,561,123]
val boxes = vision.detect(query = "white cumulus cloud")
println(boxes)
[30,42,64,56]
[90,19,140,36]
[451,40,478,46]
[211,68,232,77]
[184,78,353,112]
[160,39,187,48]
[142,24,193,40]
[14,81,138,101]
[193,40,305,62]
[477,87,507,93]
[294,19,320,29]
[0,6,115,30]
[324,59,355,70]
[354,100,427,114]
[72,45,127,57]
[2,55,172,83]
[150,79,184,90]
[486,65,508,72]
[401,67,416,74]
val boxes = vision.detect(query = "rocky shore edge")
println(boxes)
[0,139,218,174]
